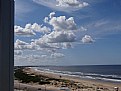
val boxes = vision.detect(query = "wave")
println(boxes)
[34,67,121,83]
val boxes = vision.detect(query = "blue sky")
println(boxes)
[14,0,121,66]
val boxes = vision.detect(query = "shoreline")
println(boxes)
[14,67,121,91]
[33,67,121,86]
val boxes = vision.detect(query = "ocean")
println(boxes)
[34,65,121,83]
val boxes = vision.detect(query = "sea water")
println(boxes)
[35,65,121,83]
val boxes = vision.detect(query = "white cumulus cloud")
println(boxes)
[14,11,95,62]
[35,31,76,43]
[82,35,94,43]
[49,12,56,19]
[14,39,37,50]
[15,39,29,45]
[48,15,77,31]
[31,23,51,33]
[15,23,51,36]
[14,25,36,36]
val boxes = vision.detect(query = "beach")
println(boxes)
[14,67,121,91]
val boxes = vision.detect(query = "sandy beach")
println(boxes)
[14,67,121,91]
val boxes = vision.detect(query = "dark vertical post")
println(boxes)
[0,0,14,91]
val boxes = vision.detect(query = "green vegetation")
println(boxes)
[14,67,90,90]
[14,68,71,86]
[14,68,50,84]
[14,68,71,85]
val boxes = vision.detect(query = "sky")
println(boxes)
[14,0,121,66]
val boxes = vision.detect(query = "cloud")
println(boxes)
[51,52,65,58]
[80,26,87,31]
[15,23,51,36]
[28,55,43,59]
[14,11,95,63]
[56,0,89,8]
[31,23,51,33]
[15,12,90,51]
[36,31,76,43]
[61,42,72,49]
[44,17,49,23]
[15,39,29,45]
[14,39,37,50]
[25,53,64,59]
[34,38,73,50]
[14,50,23,55]
[33,12,77,49]
[15,52,64,64]
[14,25,36,36]
[85,19,121,37]
[35,40,56,49]
[41,55,48,58]
[33,0,89,12]
[14,55,41,62]
[49,12,56,19]
[81,35,94,43]
[45,13,77,31]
